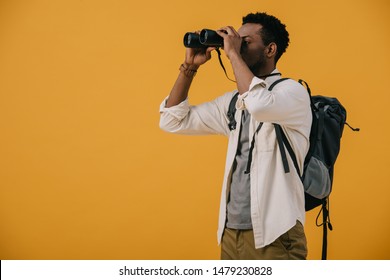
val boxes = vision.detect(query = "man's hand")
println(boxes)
[165,32,215,108]
[184,31,215,69]
[216,26,242,60]
[217,26,253,94]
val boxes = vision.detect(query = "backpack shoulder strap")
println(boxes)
[274,124,301,176]
[269,77,302,176]
[268,77,290,91]
[227,92,239,130]
[227,77,290,131]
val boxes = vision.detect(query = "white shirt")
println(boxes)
[159,71,312,248]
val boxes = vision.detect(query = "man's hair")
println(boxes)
[242,12,290,63]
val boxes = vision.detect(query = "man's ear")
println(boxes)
[265,42,277,58]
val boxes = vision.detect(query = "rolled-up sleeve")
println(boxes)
[159,93,232,136]
[236,76,311,129]
[159,96,190,122]
[236,77,267,110]
[159,96,191,133]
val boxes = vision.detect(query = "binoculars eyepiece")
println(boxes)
[183,29,224,48]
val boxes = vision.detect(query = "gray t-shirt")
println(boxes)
[226,110,252,229]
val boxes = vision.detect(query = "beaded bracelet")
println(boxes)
[179,63,198,77]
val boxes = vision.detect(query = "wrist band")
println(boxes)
[179,63,197,77]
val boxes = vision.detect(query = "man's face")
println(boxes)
[237,23,268,72]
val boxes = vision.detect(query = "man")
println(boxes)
[159,12,312,259]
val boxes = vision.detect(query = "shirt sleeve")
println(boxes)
[236,77,267,110]
[159,93,233,136]
[159,96,190,122]
[235,76,311,129]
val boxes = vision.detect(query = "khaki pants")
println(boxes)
[221,221,307,260]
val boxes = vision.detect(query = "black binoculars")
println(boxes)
[183,29,224,48]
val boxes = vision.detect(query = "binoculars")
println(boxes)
[183,29,224,48]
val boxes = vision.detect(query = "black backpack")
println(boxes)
[227,78,359,259]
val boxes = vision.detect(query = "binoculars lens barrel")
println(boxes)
[183,32,204,48]
[200,29,223,46]
[183,29,224,48]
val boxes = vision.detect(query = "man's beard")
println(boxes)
[248,57,266,76]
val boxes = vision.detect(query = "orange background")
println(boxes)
[0,0,389,260]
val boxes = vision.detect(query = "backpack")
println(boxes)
[227,78,359,259]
